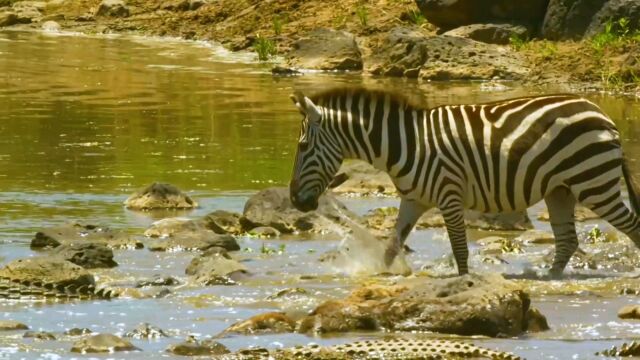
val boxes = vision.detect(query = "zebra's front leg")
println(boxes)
[440,202,469,275]
[384,198,428,266]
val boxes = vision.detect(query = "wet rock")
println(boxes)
[188,0,206,11]
[124,182,197,210]
[364,206,532,232]
[538,205,598,222]
[144,217,200,238]
[186,252,247,285]
[248,226,280,238]
[53,243,118,269]
[478,236,523,255]
[70,333,140,353]
[31,223,142,250]
[367,27,529,80]
[286,28,362,71]
[444,23,529,45]
[266,287,308,300]
[161,0,190,11]
[240,186,358,235]
[542,241,640,273]
[331,161,396,196]
[135,275,180,288]
[298,273,535,337]
[11,1,42,23]
[95,0,130,18]
[0,257,95,289]
[414,0,548,30]
[65,328,92,336]
[124,323,168,339]
[199,210,243,235]
[0,12,18,27]
[147,231,239,252]
[516,229,554,245]
[167,337,230,356]
[271,65,302,76]
[221,312,296,335]
[542,0,640,40]
[618,304,640,319]
[525,308,550,332]
[41,20,61,32]
[23,331,56,340]
[0,321,28,331]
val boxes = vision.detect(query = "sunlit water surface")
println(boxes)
[1,30,640,359]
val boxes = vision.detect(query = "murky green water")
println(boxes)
[1,30,640,359]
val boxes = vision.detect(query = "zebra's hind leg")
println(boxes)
[440,201,469,275]
[385,199,428,266]
[580,192,640,249]
[545,186,578,278]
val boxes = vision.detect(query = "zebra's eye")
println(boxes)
[298,141,310,152]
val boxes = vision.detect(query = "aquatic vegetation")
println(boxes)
[260,243,286,255]
[253,36,277,61]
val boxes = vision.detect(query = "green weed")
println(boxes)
[591,17,639,54]
[407,10,426,25]
[332,13,348,29]
[272,15,285,36]
[539,41,557,58]
[261,243,286,255]
[355,5,368,27]
[509,34,529,51]
[253,36,277,61]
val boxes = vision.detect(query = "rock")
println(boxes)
[124,323,168,339]
[95,0,130,18]
[144,217,202,238]
[618,304,640,319]
[0,12,18,27]
[444,23,529,45]
[221,312,296,335]
[161,0,190,11]
[542,0,640,40]
[368,27,529,80]
[538,205,597,222]
[298,273,536,337]
[135,275,180,288]
[271,65,302,76]
[167,337,230,356]
[516,229,554,245]
[199,210,243,235]
[147,231,239,252]
[188,0,206,11]
[124,182,197,210]
[65,328,92,336]
[414,0,549,30]
[31,223,142,250]
[525,308,550,332]
[0,257,95,289]
[186,252,247,285]
[331,161,396,196]
[23,331,56,340]
[542,242,640,272]
[240,186,358,235]
[11,1,41,23]
[248,226,280,238]
[53,243,118,269]
[0,321,28,331]
[286,28,362,71]
[70,333,140,353]
[41,20,61,32]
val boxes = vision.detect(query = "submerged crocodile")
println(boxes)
[213,338,523,360]
[0,277,118,300]
[597,341,640,357]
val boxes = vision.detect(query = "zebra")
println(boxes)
[288,86,640,277]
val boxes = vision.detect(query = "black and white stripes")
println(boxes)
[289,87,640,277]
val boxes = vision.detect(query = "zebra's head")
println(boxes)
[289,92,343,212]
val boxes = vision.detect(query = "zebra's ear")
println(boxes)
[290,91,306,116]
[302,97,322,123]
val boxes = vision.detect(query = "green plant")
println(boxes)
[272,15,285,35]
[539,41,557,58]
[260,243,286,255]
[355,5,368,27]
[509,34,529,51]
[254,36,277,61]
[333,13,348,28]
[591,17,638,54]
[407,10,426,25]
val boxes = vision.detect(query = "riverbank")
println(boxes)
[1,0,639,95]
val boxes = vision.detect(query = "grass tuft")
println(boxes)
[254,36,277,61]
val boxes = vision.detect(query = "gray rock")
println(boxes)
[135,275,180,288]
[11,1,42,23]
[414,0,549,30]
[247,226,280,238]
[31,223,142,250]
[53,243,118,269]
[585,0,640,37]
[185,252,247,285]
[220,312,296,335]
[95,0,130,18]
[124,182,197,210]
[286,28,362,71]
[144,217,202,238]
[0,321,28,331]
[240,187,359,235]
[65,328,92,336]
[161,0,190,11]
[444,23,529,45]
[367,27,529,80]
[147,231,239,252]
[199,210,243,235]
[70,333,140,353]
[124,323,168,339]
[23,331,56,340]
[0,12,18,27]
[167,337,229,356]
[618,304,640,319]
[0,257,95,289]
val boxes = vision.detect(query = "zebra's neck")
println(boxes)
[319,93,428,180]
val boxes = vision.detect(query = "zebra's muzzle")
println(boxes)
[290,188,319,212]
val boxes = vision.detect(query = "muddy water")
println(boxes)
[1,30,640,359]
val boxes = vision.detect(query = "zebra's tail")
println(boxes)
[622,156,640,216]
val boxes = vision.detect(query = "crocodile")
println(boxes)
[212,338,523,360]
[0,277,118,300]
[596,341,640,357]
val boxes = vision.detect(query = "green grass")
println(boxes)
[333,13,348,29]
[260,243,286,255]
[407,10,426,25]
[591,17,640,54]
[355,5,368,27]
[509,33,529,51]
[253,36,277,61]
[272,15,285,36]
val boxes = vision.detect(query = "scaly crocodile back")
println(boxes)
[0,277,118,300]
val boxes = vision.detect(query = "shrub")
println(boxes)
[254,36,277,61]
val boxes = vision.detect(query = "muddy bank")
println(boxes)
[0,0,639,92]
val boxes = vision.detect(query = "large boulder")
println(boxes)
[147,231,239,252]
[220,312,296,336]
[414,0,549,30]
[94,0,130,18]
[367,27,529,80]
[240,187,358,235]
[0,12,18,27]
[185,251,248,285]
[53,243,118,269]
[198,210,243,235]
[0,257,95,289]
[167,337,230,356]
[297,273,544,337]
[31,223,142,250]
[542,0,640,40]
[124,183,197,210]
[286,28,362,71]
[70,334,139,353]
[0,321,29,331]
[444,23,530,45]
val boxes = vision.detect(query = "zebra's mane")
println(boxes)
[307,86,426,111]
